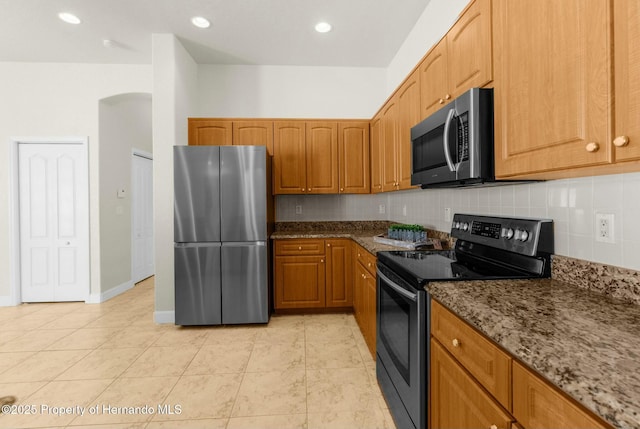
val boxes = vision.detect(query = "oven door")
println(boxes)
[376,263,426,429]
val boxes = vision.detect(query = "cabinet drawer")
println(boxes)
[512,361,611,429]
[431,300,512,410]
[275,239,325,256]
[354,244,376,276]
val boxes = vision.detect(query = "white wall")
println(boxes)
[0,63,152,303]
[98,93,152,296]
[152,34,198,321]
[197,65,386,119]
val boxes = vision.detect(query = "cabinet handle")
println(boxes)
[357,253,361,257]
[320,259,324,263]
[363,274,367,279]
[327,243,331,247]
[445,94,451,100]
[367,262,372,267]
[490,425,498,429]
[307,188,311,192]
[585,142,599,152]
[340,187,344,192]
[298,246,302,250]
[452,338,460,347]
[613,135,630,147]
[438,98,445,104]
[301,188,305,192]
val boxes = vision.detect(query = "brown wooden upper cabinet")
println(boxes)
[338,122,370,194]
[419,0,493,118]
[232,121,274,155]
[188,119,273,155]
[188,119,232,146]
[273,121,338,194]
[492,0,612,178]
[375,71,420,192]
[273,121,369,195]
[370,114,383,193]
[613,0,640,164]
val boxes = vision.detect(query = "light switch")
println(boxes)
[117,187,126,199]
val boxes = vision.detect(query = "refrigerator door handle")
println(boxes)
[221,241,266,247]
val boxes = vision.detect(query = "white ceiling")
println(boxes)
[0,0,432,67]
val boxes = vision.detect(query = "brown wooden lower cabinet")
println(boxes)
[431,338,513,429]
[353,243,377,358]
[273,238,352,310]
[274,255,326,309]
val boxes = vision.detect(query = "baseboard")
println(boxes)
[86,280,134,304]
[0,295,18,307]
[154,310,175,324]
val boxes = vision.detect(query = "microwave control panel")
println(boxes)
[451,214,553,256]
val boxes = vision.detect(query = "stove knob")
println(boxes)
[504,228,514,239]
[462,222,469,231]
[455,222,461,229]
[519,230,529,241]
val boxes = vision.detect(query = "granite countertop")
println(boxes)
[429,278,640,429]
[270,221,453,255]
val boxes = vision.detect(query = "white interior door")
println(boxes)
[19,143,89,302]
[132,153,154,283]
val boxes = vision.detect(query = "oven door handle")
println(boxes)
[377,269,417,302]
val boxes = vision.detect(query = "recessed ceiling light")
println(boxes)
[58,12,81,25]
[191,16,211,29]
[315,22,332,33]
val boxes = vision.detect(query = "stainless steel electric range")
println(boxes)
[375,213,554,429]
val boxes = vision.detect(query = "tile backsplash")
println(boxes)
[276,172,640,271]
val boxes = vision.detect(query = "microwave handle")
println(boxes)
[443,108,457,172]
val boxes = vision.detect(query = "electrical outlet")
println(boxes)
[595,213,615,243]
[402,205,407,216]
[444,208,452,222]
[379,204,386,214]
[295,205,302,215]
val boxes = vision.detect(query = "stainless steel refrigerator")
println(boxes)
[174,145,268,325]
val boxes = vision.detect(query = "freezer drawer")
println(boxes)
[220,146,267,242]
[174,146,221,243]
[221,242,268,324]
[175,243,222,325]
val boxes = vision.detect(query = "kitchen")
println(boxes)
[1,0,639,428]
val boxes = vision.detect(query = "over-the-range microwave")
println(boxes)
[411,87,496,188]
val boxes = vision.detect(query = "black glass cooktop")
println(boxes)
[377,249,536,288]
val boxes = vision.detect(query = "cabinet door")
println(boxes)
[364,272,377,359]
[188,119,233,146]
[430,339,513,429]
[338,122,370,194]
[306,121,339,194]
[370,115,383,193]
[274,255,326,309]
[512,361,610,429]
[419,41,449,118]
[353,261,366,330]
[493,0,612,178]
[397,70,421,190]
[325,239,353,308]
[447,0,493,99]
[613,0,640,162]
[233,121,274,156]
[273,121,306,194]
[381,98,400,192]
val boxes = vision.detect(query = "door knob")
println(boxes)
[613,135,630,147]
[452,338,460,347]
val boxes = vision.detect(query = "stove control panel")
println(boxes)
[451,214,553,256]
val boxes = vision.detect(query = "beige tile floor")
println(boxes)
[0,277,396,429]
